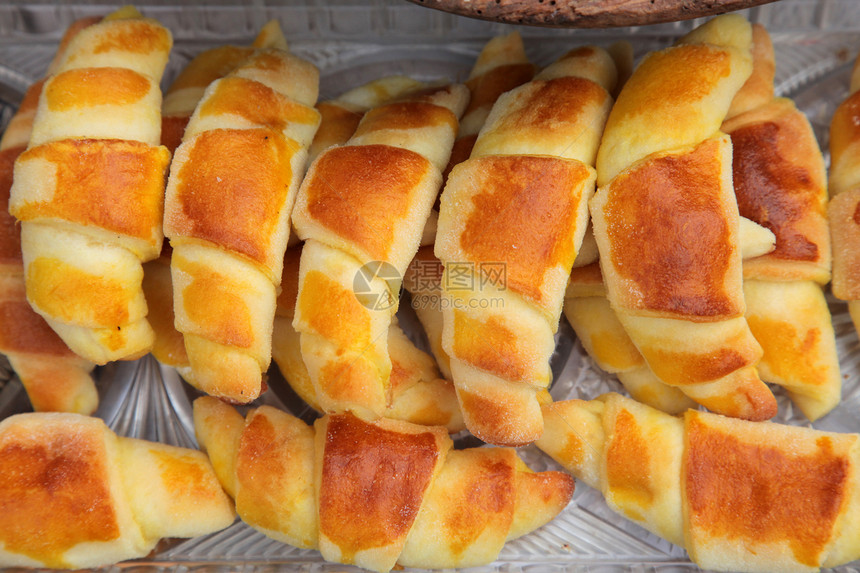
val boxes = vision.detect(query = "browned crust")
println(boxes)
[684,412,851,567]
[198,76,319,131]
[0,419,120,568]
[353,101,457,139]
[318,413,443,560]
[0,146,24,267]
[45,68,151,112]
[302,144,433,261]
[598,138,740,320]
[14,139,170,243]
[160,115,189,155]
[454,155,592,308]
[168,128,298,266]
[725,103,828,271]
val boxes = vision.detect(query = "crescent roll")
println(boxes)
[0,18,101,414]
[537,392,860,573]
[8,7,173,365]
[0,411,235,569]
[272,244,464,432]
[163,23,321,403]
[721,24,839,421]
[145,23,291,386]
[291,82,468,418]
[194,396,573,573]
[590,15,778,421]
[403,33,535,382]
[564,264,697,414]
[435,45,617,445]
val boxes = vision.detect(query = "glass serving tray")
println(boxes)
[2,1,860,571]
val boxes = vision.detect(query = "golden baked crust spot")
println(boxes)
[685,415,849,567]
[452,310,525,381]
[15,139,169,242]
[304,144,431,261]
[298,270,369,350]
[91,20,171,55]
[27,257,131,327]
[0,299,73,356]
[731,121,821,262]
[179,259,253,348]
[319,413,441,560]
[46,68,151,111]
[458,155,591,306]
[0,147,24,266]
[601,138,738,319]
[199,77,319,131]
[354,101,457,137]
[172,128,297,266]
[605,409,654,518]
[0,427,120,568]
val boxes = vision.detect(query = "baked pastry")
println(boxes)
[537,392,860,573]
[193,395,573,573]
[404,245,452,379]
[435,45,617,445]
[0,18,101,414]
[291,81,468,418]
[563,215,777,415]
[722,24,839,421]
[163,22,321,403]
[590,14,777,421]
[403,33,535,380]
[8,6,173,364]
[829,51,860,334]
[0,411,235,569]
[145,23,290,385]
[272,244,464,432]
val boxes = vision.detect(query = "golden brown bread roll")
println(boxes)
[163,22,321,403]
[537,392,860,573]
[146,23,292,385]
[194,396,573,573]
[563,217,777,415]
[434,45,617,446]
[8,7,173,365]
[402,34,536,384]
[291,82,468,418]
[0,411,235,569]
[0,18,101,414]
[272,244,464,432]
[590,15,777,421]
[721,24,839,421]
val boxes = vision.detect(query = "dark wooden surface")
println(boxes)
[403,0,782,28]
